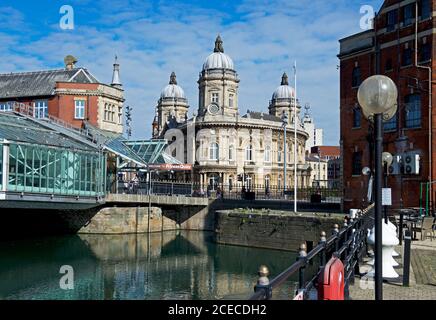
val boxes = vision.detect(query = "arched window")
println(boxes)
[353,107,362,128]
[245,144,253,161]
[209,143,219,160]
[405,94,421,128]
[264,175,270,190]
[352,66,361,88]
[264,145,271,163]
[228,176,234,191]
[229,145,234,161]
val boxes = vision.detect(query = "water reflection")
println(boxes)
[0,231,307,300]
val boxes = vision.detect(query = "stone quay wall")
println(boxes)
[215,210,344,252]
[78,207,178,234]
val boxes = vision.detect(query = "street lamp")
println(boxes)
[281,112,289,198]
[358,75,398,301]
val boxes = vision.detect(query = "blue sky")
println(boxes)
[0,0,383,144]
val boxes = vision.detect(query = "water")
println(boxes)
[0,231,307,300]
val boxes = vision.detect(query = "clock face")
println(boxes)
[208,103,220,115]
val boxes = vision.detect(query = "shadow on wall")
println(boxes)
[0,207,101,240]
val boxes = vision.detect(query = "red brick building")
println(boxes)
[339,0,434,212]
[0,55,124,134]
[310,146,341,160]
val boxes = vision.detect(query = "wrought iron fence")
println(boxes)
[249,204,374,300]
[115,180,341,204]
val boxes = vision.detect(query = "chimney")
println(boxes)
[64,55,78,70]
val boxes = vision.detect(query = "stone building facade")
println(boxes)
[339,0,435,211]
[153,36,311,192]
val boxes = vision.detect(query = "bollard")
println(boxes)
[254,265,272,299]
[298,243,307,290]
[403,231,411,287]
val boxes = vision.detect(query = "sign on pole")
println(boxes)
[382,188,392,206]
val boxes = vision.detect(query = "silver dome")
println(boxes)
[272,73,295,99]
[202,35,234,71]
[160,72,186,99]
[161,84,186,99]
[203,52,234,71]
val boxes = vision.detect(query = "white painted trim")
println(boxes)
[68,68,94,83]
[2,142,9,192]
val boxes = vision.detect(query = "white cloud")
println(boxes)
[0,0,384,145]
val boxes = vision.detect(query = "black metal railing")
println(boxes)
[114,180,341,203]
[248,204,374,300]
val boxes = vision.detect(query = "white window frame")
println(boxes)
[211,92,219,104]
[229,94,234,108]
[75,99,85,119]
[245,144,253,162]
[0,101,13,111]
[228,145,234,161]
[209,143,219,161]
[34,100,48,119]
[264,145,271,163]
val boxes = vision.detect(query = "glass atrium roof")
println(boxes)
[0,113,97,151]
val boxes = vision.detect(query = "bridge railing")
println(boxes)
[114,180,341,203]
[248,204,374,300]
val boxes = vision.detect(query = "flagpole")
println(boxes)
[293,61,298,213]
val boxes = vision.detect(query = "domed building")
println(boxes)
[153,35,311,192]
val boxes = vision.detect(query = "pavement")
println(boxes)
[349,237,436,300]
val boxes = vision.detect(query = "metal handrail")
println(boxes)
[10,102,96,142]
[248,205,374,300]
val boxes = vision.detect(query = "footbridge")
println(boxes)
[105,193,209,207]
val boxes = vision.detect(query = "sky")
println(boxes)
[0,0,383,145]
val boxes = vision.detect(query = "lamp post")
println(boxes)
[358,75,398,301]
[282,112,289,198]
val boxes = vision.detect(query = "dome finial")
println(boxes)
[281,72,289,86]
[169,72,177,85]
[214,34,224,53]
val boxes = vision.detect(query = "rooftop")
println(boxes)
[0,113,97,151]
[0,68,100,99]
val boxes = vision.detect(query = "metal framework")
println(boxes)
[0,113,106,199]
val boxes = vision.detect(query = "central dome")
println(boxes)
[272,73,295,99]
[161,72,186,99]
[202,35,234,71]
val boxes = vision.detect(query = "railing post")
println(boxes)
[332,224,340,252]
[403,230,411,287]
[298,243,307,292]
[254,265,272,300]
[319,231,327,267]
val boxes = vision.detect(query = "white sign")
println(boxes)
[382,188,392,206]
